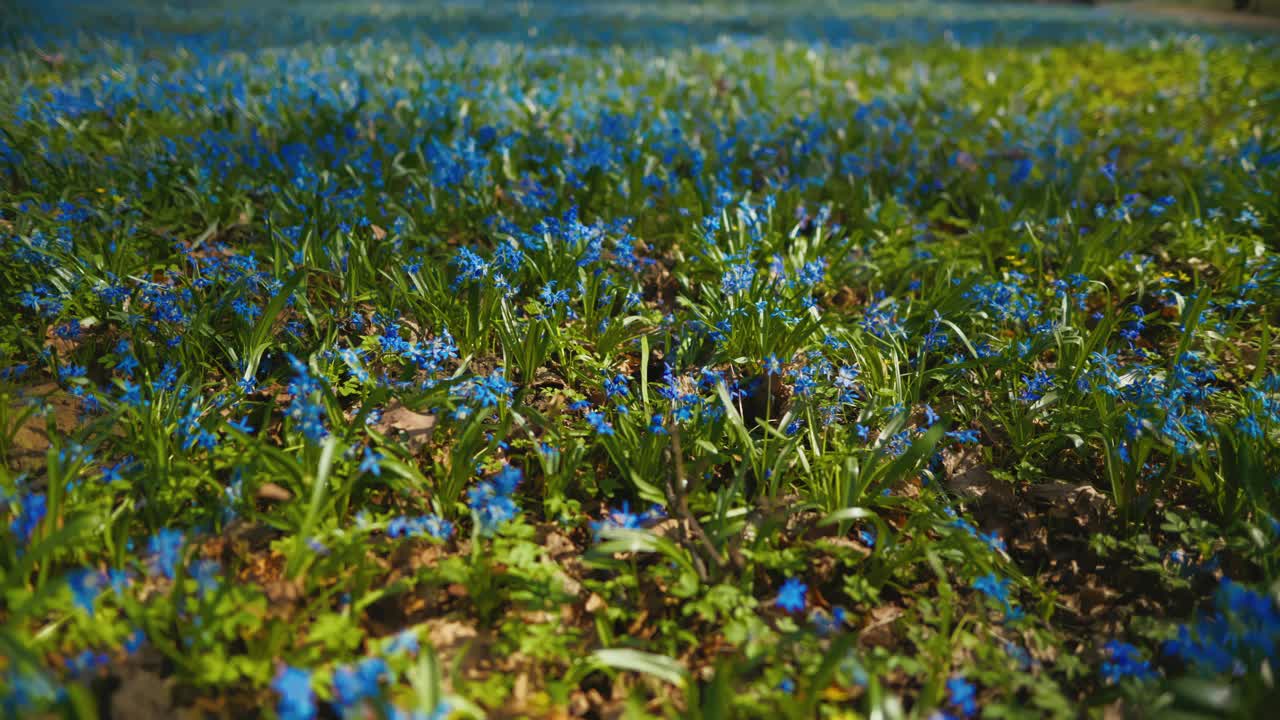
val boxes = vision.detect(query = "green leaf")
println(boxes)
[593,648,688,687]
[243,271,305,382]
[591,527,699,580]
[1171,677,1239,713]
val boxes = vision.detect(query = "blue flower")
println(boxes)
[922,404,940,427]
[648,413,667,435]
[763,354,781,375]
[450,246,490,288]
[459,368,515,408]
[2,669,60,712]
[333,657,389,709]
[1101,640,1155,683]
[603,374,630,398]
[540,281,571,308]
[973,573,1020,620]
[1235,414,1263,439]
[1019,371,1055,403]
[175,401,215,450]
[359,447,382,476]
[272,666,316,720]
[124,628,146,654]
[1005,641,1033,670]
[468,466,523,536]
[585,411,614,436]
[67,569,102,615]
[789,366,818,397]
[591,502,641,539]
[493,464,523,495]
[946,677,977,717]
[979,531,1006,553]
[590,501,664,539]
[147,528,185,579]
[8,492,46,544]
[977,571,1008,599]
[385,629,420,656]
[721,262,756,295]
[108,569,130,595]
[812,606,849,636]
[470,489,518,534]
[387,514,454,541]
[285,354,327,442]
[776,577,807,613]
[1165,578,1280,675]
[191,560,220,597]
[101,457,134,484]
[65,650,109,677]
[339,348,369,383]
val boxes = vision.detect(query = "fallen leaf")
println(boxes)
[373,402,437,454]
[264,578,302,605]
[6,384,81,472]
[1026,481,1110,518]
[943,448,999,500]
[859,604,903,647]
[255,482,292,502]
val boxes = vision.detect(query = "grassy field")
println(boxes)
[1,1,1278,718]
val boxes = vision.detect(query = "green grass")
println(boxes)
[1,1,1278,718]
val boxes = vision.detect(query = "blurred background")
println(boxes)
[2,0,1277,46]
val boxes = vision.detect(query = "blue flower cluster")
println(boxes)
[1165,579,1280,676]
[590,502,665,540]
[972,573,1023,622]
[387,514,455,541]
[468,465,523,535]
[286,354,328,442]
[1,0,1277,715]
[1101,640,1156,683]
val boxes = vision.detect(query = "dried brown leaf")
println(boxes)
[255,482,292,502]
[373,402,437,454]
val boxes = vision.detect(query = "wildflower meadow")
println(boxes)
[1,1,1278,718]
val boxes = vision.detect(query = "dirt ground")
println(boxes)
[1107,1,1280,30]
